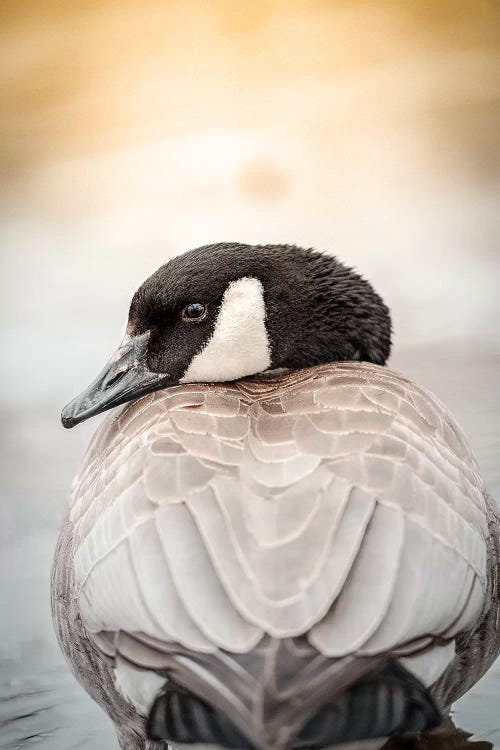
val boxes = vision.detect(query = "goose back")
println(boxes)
[53,362,500,748]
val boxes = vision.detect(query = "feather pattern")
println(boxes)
[54,362,499,748]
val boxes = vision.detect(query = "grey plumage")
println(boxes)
[52,362,500,749]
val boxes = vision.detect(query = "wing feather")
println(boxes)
[308,502,405,655]
[154,503,263,652]
[68,364,489,672]
[128,520,215,651]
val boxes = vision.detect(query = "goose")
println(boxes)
[53,242,500,750]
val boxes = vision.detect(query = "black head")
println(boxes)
[61,243,391,427]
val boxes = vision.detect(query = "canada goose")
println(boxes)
[53,242,500,750]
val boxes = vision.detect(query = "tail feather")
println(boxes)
[147,683,252,749]
[296,662,441,748]
[146,660,441,749]
[102,631,442,749]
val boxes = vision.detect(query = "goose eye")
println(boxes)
[182,302,207,322]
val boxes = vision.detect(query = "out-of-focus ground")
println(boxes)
[0,1,499,748]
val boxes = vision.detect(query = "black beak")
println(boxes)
[61,332,171,428]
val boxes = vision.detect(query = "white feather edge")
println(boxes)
[114,656,165,716]
[400,641,456,687]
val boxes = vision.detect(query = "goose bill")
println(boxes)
[61,331,171,428]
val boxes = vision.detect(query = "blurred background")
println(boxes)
[1,1,499,748]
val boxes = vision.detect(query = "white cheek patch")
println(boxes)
[181,277,271,383]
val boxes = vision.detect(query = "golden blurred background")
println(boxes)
[1,3,500,748]
[1,1,500,388]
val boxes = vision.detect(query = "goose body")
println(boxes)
[53,244,500,749]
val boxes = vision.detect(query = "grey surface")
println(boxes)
[0,346,499,749]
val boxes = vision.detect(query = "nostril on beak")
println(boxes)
[104,369,127,390]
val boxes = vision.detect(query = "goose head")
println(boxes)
[61,242,391,427]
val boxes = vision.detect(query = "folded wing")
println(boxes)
[67,363,489,732]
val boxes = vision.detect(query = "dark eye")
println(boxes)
[182,302,207,322]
